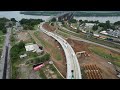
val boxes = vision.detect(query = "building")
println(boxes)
[85,23,95,28]
[20,54,27,59]
[25,43,43,54]
[100,31,108,35]
[93,34,100,37]
[107,29,120,38]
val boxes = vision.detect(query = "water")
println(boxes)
[1,11,120,23]
[0,11,50,21]
[74,16,120,23]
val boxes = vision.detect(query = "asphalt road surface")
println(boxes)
[39,22,82,79]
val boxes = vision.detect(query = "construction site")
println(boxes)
[43,22,120,79]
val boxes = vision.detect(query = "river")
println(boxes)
[0,11,50,21]
[0,11,120,23]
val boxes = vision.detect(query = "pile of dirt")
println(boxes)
[43,23,56,32]
[67,38,119,79]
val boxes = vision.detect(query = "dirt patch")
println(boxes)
[34,31,67,77]
[43,23,56,32]
[39,33,66,77]
[18,64,40,79]
[16,31,32,43]
[67,38,119,79]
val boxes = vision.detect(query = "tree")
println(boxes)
[92,25,98,31]
[10,41,25,62]
[61,21,64,25]
[76,29,80,33]
[84,20,88,23]
[106,20,111,29]
[18,41,25,49]
[2,28,7,34]
[51,22,54,26]
[19,19,44,30]
[51,18,56,22]
[114,21,120,25]
[69,19,77,23]
[11,18,17,22]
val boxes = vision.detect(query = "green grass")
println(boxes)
[89,46,120,61]
[0,31,4,35]
[34,31,62,61]
[49,64,63,79]
[56,30,69,38]
[34,25,39,30]
[27,52,38,58]
[113,61,120,67]
[0,49,2,57]
[0,36,5,48]
[39,64,63,79]
[10,29,16,46]
[11,60,21,79]
[89,46,120,67]
[39,67,47,79]
[34,31,48,47]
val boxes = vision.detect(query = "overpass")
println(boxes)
[39,22,82,79]
[47,12,74,22]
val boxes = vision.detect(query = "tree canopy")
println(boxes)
[92,25,98,31]
[11,18,17,22]
[114,21,120,25]
[19,19,44,30]
[69,19,77,23]
[0,18,9,34]
[51,18,56,22]
[10,41,25,63]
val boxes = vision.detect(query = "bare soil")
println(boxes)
[36,31,67,77]
[67,38,119,79]
[16,31,32,43]
[43,23,56,32]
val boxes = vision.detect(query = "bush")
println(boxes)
[69,19,77,23]
[51,18,56,22]
[19,19,44,30]
[34,53,50,64]
[10,41,25,63]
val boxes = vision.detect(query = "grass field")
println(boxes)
[0,36,5,48]
[0,31,4,36]
[39,64,63,79]
[89,46,120,67]
[56,30,69,38]
[34,25,39,30]
[34,31,62,61]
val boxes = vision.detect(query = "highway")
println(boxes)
[39,22,82,79]
[0,28,11,79]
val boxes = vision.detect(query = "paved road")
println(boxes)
[39,22,82,79]
[57,23,120,53]
[0,28,11,79]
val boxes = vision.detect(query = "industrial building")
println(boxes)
[25,43,43,54]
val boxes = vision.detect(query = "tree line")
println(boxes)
[0,18,10,34]
[19,19,44,30]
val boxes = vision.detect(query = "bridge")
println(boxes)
[46,11,75,22]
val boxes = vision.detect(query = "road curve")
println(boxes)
[39,22,82,79]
